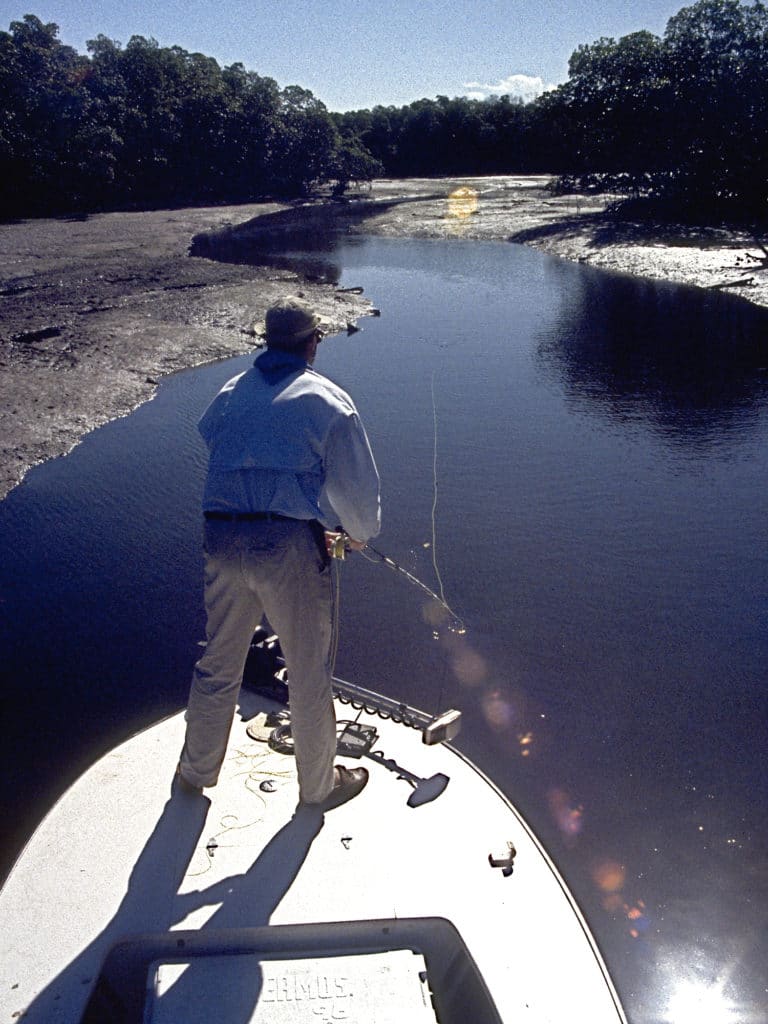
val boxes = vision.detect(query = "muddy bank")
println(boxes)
[360,176,768,304]
[0,202,374,500]
[2,176,766,500]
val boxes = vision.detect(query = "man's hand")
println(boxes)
[325,531,366,557]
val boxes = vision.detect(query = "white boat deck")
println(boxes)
[0,688,626,1023]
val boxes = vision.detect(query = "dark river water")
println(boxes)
[1,233,767,1023]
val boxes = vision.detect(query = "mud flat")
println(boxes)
[361,176,768,304]
[2,176,766,500]
[0,202,373,500]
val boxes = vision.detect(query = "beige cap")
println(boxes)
[264,296,326,346]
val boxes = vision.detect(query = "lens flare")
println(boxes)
[481,689,515,731]
[547,787,584,839]
[592,859,650,939]
[447,186,479,220]
[451,645,488,687]
[518,731,534,756]
[593,859,625,893]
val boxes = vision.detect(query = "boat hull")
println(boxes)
[0,688,626,1023]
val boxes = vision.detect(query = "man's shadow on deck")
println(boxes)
[137,803,325,1022]
[22,782,323,1024]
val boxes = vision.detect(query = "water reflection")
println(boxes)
[535,266,768,444]
[192,224,344,284]
[189,200,408,284]
[426,614,765,1024]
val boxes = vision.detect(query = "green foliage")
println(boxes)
[328,136,384,195]
[2,3,767,220]
[545,0,768,218]
[0,15,376,215]
[337,0,768,220]
[0,15,93,212]
[334,95,538,177]
[558,31,672,177]
[661,0,768,214]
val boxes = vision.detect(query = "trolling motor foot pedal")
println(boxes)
[337,721,379,757]
[264,719,380,757]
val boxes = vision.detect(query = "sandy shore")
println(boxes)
[2,175,766,500]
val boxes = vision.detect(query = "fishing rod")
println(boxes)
[344,539,466,635]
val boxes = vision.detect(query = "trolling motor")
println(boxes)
[243,629,462,747]
[265,718,451,807]
[366,747,450,807]
[242,529,465,746]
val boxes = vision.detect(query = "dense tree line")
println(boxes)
[1,1,767,220]
[336,0,768,219]
[550,0,768,216]
[0,14,381,215]
[333,94,546,177]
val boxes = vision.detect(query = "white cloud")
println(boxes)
[462,74,556,103]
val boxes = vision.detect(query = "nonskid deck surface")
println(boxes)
[0,690,625,1023]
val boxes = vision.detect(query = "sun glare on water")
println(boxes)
[665,981,737,1024]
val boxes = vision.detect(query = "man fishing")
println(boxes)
[177,295,381,809]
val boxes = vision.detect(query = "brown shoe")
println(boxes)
[314,765,369,811]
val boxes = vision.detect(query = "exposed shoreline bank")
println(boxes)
[2,175,766,501]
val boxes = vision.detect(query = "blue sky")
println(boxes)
[1,0,689,110]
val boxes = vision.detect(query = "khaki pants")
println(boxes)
[180,518,336,803]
